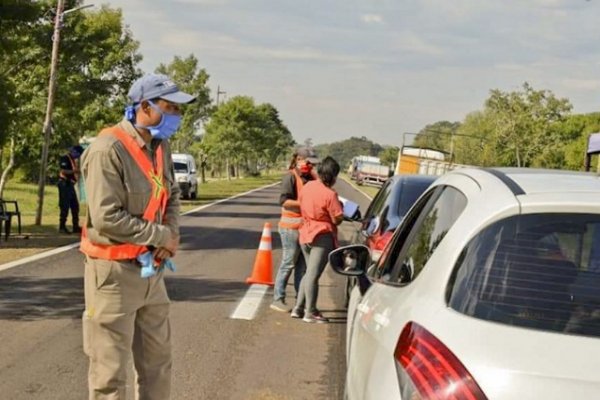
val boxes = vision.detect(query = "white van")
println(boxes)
[172,153,198,199]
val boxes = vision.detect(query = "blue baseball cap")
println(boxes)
[127,73,196,105]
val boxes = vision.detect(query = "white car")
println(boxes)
[172,153,198,199]
[330,168,600,400]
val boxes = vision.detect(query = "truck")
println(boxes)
[172,153,198,199]
[395,146,466,176]
[349,155,390,186]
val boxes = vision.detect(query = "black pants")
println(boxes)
[58,179,79,228]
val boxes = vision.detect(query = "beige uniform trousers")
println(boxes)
[83,257,172,400]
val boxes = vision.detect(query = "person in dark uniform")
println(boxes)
[58,145,83,234]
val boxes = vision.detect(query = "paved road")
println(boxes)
[0,178,371,400]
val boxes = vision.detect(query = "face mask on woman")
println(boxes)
[298,160,313,175]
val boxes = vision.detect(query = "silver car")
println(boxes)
[331,168,600,400]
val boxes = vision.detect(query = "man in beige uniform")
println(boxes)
[81,73,195,400]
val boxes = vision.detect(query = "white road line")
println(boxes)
[339,176,373,200]
[0,242,80,273]
[182,182,280,215]
[230,284,270,320]
[0,181,281,273]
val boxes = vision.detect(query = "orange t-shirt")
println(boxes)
[298,180,344,245]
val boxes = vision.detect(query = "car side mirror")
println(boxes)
[329,244,371,276]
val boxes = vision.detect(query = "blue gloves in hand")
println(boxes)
[137,251,176,278]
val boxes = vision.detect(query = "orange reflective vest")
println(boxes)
[80,127,168,260]
[278,169,305,230]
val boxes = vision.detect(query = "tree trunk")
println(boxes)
[226,158,231,180]
[0,138,16,198]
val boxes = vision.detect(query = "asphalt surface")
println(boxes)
[0,178,371,400]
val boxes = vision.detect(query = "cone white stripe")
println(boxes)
[258,240,272,251]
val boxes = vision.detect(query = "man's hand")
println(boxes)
[153,247,173,261]
[163,231,180,256]
[153,230,180,261]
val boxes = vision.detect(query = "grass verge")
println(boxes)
[0,172,283,265]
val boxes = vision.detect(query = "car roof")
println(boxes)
[453,167,600,196]
[388,174,437,185]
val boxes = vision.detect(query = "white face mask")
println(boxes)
[344,252,357,271]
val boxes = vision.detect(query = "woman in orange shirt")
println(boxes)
[291,156,343,323]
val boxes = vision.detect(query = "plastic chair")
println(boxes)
[0,200,21,239]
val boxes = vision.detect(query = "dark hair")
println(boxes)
[288,152,298,170]
[318,156,340,187]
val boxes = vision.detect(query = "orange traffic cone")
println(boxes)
[246,222,274,286]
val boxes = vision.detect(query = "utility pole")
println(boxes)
[35,0,65,226]
[35,1,93,226]
[216,85,226,106]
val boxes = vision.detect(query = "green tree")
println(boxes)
[485,82,572,167]
[156,54,212,154]
[378,146,400,168]
[202,96,292,178]
[255,103,294,170]
[412,121,461,155]
[314,136,383,170]
[453,111,495,166]
[2,2,142,183]
[0,0,42,143]
[556,113,600,170]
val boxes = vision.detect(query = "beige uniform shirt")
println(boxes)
[81,119,181,248]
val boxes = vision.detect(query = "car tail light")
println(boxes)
[394,322,487,400]
[371,230,394,261]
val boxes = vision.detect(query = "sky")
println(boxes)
[89,0,600,147]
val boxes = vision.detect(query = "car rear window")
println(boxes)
[447,213,600,338]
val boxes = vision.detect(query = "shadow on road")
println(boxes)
[166,276,247,302]
[187,212,281,220]
[0,275,250,321]
[178,226,281,251]
[0,276,83,320]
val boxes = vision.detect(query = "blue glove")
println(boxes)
[137,251,176,278]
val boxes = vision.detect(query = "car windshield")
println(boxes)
[396,180,433,218]
[447,213,600,338]
[173,162,188,173]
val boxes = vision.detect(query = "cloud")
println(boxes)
[361,14,384,24]
[394,31,444,56]
[561,78,600,91]
[159,30,365,64]
[96,0,600,145]
[172,0,228,4]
